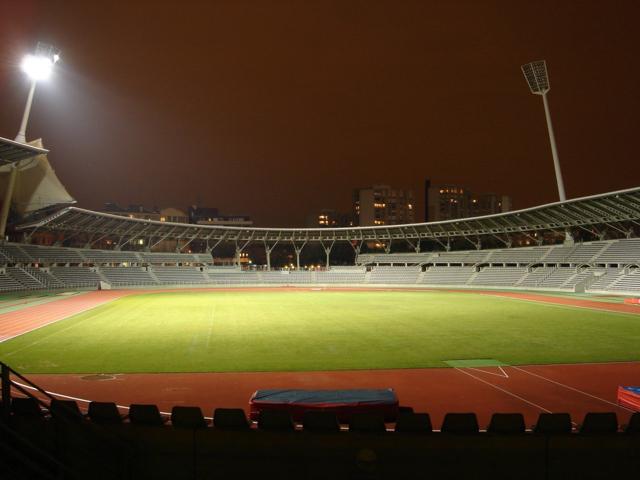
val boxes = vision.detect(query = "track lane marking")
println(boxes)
[512,365,636,413]
[454,367,552,413]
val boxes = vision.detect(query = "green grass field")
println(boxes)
[0,290,639,374]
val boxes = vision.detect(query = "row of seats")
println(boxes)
[2,238,638,271]
[11,397,640,435]
[0,243,213,265]
[357,239,639,266]
[2,264,640,292]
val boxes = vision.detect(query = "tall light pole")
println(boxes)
[521,60,566,202]
[15,42,60,144]
[1,43,60,240]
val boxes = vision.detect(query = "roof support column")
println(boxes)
[263,240,279,271]
[405,238,421,253]
[207,233,228,256]
[292,240,306,269]
[321,239,335,269]
[349,239,363,264]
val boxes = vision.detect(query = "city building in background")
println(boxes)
[424,179,511,222]
[103,203,161,221]
[188,206,253,227]
[353,185,414,226]
[306,209,354,228]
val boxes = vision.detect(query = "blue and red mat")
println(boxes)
[249,388,399,422]
[618,386,640,411]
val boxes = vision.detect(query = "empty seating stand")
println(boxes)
[3,391,640,480]
[152,266,208,284]
[369,266,420,284]
[100,267,154,286]
[1,238,640,293]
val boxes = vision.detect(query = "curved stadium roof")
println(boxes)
[17,186,640,247]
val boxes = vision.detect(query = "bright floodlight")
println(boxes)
[15,42,61,144]
[20,42,60,81]
[521,60,549,95]
[21,54,53,81]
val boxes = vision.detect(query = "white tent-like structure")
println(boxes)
[0,138,75,236]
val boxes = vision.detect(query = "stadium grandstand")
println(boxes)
[3,134,640,479]
[0,185,636,294]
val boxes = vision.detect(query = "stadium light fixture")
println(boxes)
[15,42,61,144]
[521,60,566,202]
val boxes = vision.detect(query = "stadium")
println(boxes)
[2,12,640,480]
[2,136,640,477]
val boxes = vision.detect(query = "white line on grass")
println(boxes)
[511,366,636,413]
[464,366,509,378]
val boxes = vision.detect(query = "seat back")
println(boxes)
[488,413,526,434]
[171,406,207,429]
[579,412,618,434]
[50,399,83,422]
[257,410,295,432]
[129,404,164,426]
[88,401,122,424]
[213,408,250,430]
[441,413,479,434]
[395,412,432,433]
[11,397,43,417]
[624,412,640,434]
[534,413,572,434]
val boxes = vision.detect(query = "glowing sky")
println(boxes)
[1,0,639,226]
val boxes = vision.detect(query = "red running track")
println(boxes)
[2,288,639,426]
[23,361,639,428]
[0,290,131,342]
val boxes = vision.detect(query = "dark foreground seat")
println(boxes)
[488,413,526,434]
[534,413,572,434]
[394,412,432,433]
[50,399,84,423]
[441,413,479,434]
[257,410,295,432]
[171,406,207,429]
[213,408,250,430]
[11,397,43,417]
[579,412,618,434]
[129,404,165,426]
[88,401,123,424]
[624,412,640,434]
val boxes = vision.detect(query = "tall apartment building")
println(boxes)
[353,185,414,226]
[424,180,511,222]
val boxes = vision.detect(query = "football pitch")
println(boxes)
[0,290,638,374]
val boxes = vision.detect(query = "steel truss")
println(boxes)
[16,187,640,252]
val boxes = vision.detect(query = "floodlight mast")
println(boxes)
[521,60,566,202]
[2,43,60,241]
[15,42,60,144]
